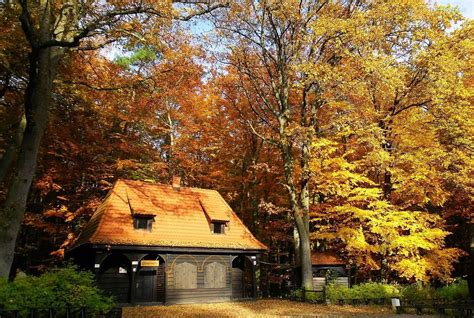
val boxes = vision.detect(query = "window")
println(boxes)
[204,262,226,288]
[174,262,197,289]
[212,222,225,234]
[133,216,153,230]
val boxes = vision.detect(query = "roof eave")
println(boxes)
[87,243,267,254]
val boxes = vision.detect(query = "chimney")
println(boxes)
[172,176,181,190]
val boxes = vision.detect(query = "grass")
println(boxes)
[122,299,409,317]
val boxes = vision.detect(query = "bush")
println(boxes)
[326,284,351,303]
[327,282,400,303]
[0,265,114,316]
[290,289,323,302]
[399,282,434,301]
[326,279,470,304]
[434,279,469,301]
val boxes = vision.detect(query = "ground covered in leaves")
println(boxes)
[122,299,432,317]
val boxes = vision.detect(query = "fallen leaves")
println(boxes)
[123,299,394,318]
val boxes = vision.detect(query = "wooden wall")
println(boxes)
[89,250,255,305]
[312,277,349,291]
[165,254,238,304]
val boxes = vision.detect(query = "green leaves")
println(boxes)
[114,47,160,69]
[0,265,114,315]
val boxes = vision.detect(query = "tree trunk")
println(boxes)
[295,212,313,290]
[0,115,26,183]
[279,116,313,291]
[293,226,301,266]
[0,47,60,278]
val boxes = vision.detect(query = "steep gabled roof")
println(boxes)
[72,179,267,251]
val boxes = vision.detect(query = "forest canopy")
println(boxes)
[0,0,472,293]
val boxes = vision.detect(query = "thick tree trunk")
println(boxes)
[293,227,301,266]
[295,212,313,290]
[0,116,26,183]
[0,47,60,278]
[279,117,313,291]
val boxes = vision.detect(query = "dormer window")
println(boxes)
[133,216,153,231]
[212,222,225,234]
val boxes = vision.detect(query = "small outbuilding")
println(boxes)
[311,251,349,291]
[68,178,267,305]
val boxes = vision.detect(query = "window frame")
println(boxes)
[204,262,227,289]
[174,262,198,289]
[212,222,225,234]
[133,216,153,231]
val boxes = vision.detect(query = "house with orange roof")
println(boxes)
[68,178,267,305]
[311,251,350,291]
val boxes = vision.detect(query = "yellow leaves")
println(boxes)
[424,248,466,282]
[340,227,371,252]
[391,246,465,282]
[392,258,429,282]
[310,133,459,282]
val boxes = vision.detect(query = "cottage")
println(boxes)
[67,178,267,305]
[311,251,350,291]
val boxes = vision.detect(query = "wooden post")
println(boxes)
[251,256,257,299]
[229,255,233,300]
[323,285,326,303]
[130,266,137,304]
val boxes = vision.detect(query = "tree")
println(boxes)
[303,1,470,282]
[215,0,471,288]
[214,0,338,290]
[0,0,225,278]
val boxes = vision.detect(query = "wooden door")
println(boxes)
[136,269,156,302]
[98,267,130,303]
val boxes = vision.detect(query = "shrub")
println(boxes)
[434,279,469,301]
[326,284,350,303]
[0,265,114,316]
[327,282,400,303]
[290,289,323,302]
[399,282,434,301]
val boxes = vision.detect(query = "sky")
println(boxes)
[102,0,473,60]
[435,0,474,18]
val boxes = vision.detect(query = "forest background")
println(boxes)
[0,0,472,295]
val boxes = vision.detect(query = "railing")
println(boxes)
[334,297,393,306]
[0,307,121,318]
[395,299,474,316]
[0,308,85,318]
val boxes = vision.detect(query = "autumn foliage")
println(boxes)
[0,0,472,288]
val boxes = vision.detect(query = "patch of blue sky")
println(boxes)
[100,1,472,62]
[433,0,474,19]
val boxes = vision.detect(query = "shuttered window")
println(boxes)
[174,262,197,289]
[204,262,226,288]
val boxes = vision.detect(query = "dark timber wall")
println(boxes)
[166,254,234,304]
[79,248,258,305]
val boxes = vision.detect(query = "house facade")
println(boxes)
[67,178,267,305]
[311,251,350,291]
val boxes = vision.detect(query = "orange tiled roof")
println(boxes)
[73,179,267,251]
[311,251,346,265]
